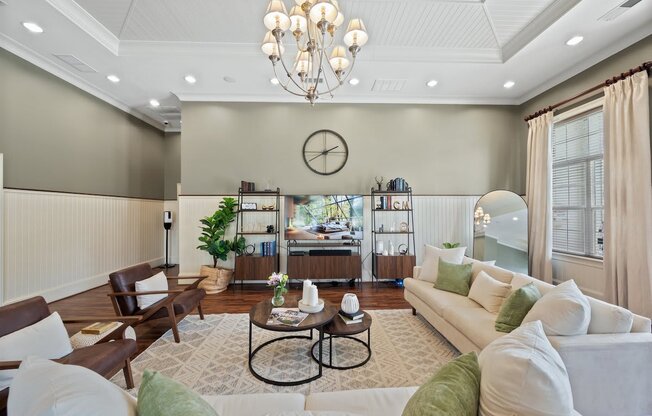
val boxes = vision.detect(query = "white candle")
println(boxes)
[302,280,312,302]
[308,285,318,307]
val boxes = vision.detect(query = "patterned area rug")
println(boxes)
[112,309,459,395]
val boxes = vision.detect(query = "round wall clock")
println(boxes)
[302,129,349,175]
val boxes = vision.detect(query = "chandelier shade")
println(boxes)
[261,0,369,104]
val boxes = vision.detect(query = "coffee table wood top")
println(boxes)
[326,311,372,336]
[249,296,338,332]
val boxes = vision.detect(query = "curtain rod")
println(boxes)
[524,61,652,123]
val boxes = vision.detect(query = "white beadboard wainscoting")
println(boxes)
[178,195,479,281]
[552,252,605,299]
[2,189,164,304]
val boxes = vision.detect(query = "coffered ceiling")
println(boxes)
[0,0,650,132]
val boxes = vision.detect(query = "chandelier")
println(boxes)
[261,0,368,105]
[474,207,491,227]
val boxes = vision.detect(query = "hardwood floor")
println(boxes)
[49,266,411,355]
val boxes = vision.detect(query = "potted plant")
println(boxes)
[197,197,246,294]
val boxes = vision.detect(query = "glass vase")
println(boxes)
[271,287,285,307]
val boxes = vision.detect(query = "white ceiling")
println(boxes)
[0,0,651,132]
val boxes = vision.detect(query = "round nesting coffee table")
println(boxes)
[310,311,372,370]
[248,297,338,386]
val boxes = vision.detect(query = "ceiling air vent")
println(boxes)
[599,0,643,21]
[371,79,407,92]
[53,54,97,73]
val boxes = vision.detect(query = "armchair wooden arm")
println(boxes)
[166,275,207,281]
[0,361,21,370]
[62,316,141,324]
[107,290,184,297]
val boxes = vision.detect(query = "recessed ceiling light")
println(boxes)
[426,80,438,88]
[503,81,515,89]
[566,35,584,46]
[349,78,360,86]
[270,77,280,85]
[512,217,519,221]
[223,76,236,83]
[22,22,44,33]
[106,74,120,83]
[149,99,160,108]
[184,75,197,84]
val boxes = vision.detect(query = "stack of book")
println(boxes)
[80,321,120,335]
[240,181,255,192]
[339,309,364,325]
[260,241,277,256]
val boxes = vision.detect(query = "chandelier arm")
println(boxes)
[274,38,309,94]
[272,64,303,96]
[318,56,357,96]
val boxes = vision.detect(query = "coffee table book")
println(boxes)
[339,310,364,320]
[80,321,120,335]
[267,308,309,327]
[339,313,363,325]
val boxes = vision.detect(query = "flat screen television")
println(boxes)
[284,195,364,240]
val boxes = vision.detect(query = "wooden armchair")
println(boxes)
[0,296,139,415]
[108,263,206,343]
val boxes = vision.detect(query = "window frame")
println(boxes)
[551,98,604,260]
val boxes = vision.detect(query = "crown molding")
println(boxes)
[0,33,166,132]
[45,0,120,55]
[174,92,518,106]
[502,0,581,62]
[517,23,652,104]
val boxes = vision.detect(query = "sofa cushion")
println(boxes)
[463,256,495,266]
[478,321,574,416]
[138,370,217,416]
[402,352,480,416]
[418,245,466,283]
[8,357,137,416]
[495,283,542,333]
[434,259,473,296]
[468,271,512,313]
[306,387,417,416]
[511,273,553,295]
[469,262,514,285]
[404,278,482,316]
[523,280,591,336]
[442,306,505,349]
[0,311,73,390]
[587,297,634,334]
[204,393,305,415]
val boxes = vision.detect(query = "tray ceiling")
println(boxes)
[0,0,650,131]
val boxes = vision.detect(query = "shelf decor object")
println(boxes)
[261,0,369,105]
[371,186,417,284]
[235,187,281,284]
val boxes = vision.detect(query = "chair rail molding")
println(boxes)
[3,189,165,303]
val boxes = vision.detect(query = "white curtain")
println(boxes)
[604,71,652,317]
[526,112,553,284]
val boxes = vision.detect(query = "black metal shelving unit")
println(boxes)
[370,187,416,285]
[234,187,281,284]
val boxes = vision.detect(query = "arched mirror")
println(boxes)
[473,190,528,274]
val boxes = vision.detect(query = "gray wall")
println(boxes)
[164,133,181,200]
[0,48,165,199]
[181,102,522,195]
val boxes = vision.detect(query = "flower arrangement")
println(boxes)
[268,273,289,307]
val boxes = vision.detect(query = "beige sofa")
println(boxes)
[404,258,652,416]
[201,386,418,416]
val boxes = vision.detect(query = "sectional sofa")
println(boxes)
[404,257,652,416]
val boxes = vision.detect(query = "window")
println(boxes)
[552,104,604,258]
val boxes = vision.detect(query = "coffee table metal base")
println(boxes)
[310,328,372,370]
[249,323,325,386]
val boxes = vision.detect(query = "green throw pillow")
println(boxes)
[495,283,542,333]
[434,259,473,296]
[137,370,218,416]
[402,352,480,416]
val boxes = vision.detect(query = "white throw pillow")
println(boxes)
[0,312,73,390]
[468,270,512,313]
[470,262,514,285]
[135,271,169,309]
[8,356,137,416]
[587,297,634,334]
[462,257,496,266]
[511,273,553,296]
[522,279,591,336]
[418,245,466,283]
[478,321,574,416]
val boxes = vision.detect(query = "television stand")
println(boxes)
[286,241,362,283]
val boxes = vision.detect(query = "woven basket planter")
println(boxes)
[198,265,233,294]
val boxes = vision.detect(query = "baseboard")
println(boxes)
[4,257,164,305]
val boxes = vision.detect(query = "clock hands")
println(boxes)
[308,145,340,162]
